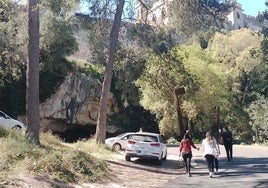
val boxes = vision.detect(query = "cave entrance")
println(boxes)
[54,124,96,143]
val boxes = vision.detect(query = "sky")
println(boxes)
[237,0,266,16]
[19,0,267,17]
[77,1,267,17]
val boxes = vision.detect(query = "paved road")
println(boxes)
[159,145,268,188]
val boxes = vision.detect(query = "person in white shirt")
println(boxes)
[202,131,220,178]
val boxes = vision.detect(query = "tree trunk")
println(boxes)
[174,87,185,140]
[95,0,125,144]
[26,0,40,145]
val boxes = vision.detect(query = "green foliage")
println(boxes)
[0,1,27,115]
[261,37,268,62]
[75,13,162,133]
[208,29,263,73]
[110,104,159,133]
[199,36,209,49]
[0,0,79,116]
[0,127,8,138]
[41,0,79,17]
[261,27,268,37]
[127,23,174,55]
[39,68,66,103]
[76,61,104,80]
[167,0,232,35]
[0,76,26,116]
[76,15,111,65]
[246,95,268,143]
[135,28,267,143]
[159,116,180,139]
[37,1,81,102]
[166,137,179,145]
[136,41,232,137]
[207,30,261,95]
[40,14,78,61]
[203,30,266,142]
[1,0,267,146]
[113,46,148,105]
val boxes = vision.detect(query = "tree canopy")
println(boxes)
[1,0,268,144]
[136,29,266,141]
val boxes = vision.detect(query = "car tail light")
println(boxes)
[150,142,160,147]
[128,140,136,144]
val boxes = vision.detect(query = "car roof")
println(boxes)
[116,132,135,137]
[131,132,161,136]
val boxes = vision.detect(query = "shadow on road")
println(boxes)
[107,158,181,175]
[192,156,268,187]
[195,156,268,173]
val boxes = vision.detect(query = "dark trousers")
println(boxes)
[214,157,218,171]
[205,154,215,172]
[182,152,192,173]
[224,143,233,161]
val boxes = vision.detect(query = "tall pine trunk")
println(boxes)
[26,0,40,145]
[95,0,125,144]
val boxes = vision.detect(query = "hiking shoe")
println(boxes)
[209,172,213,178]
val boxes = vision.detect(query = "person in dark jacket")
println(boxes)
[221,127,233,161]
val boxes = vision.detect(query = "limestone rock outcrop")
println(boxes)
[40,72,118,132]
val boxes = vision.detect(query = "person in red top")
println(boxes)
[179,133,199,177]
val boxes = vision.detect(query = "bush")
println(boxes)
[0,128,9,138]
[166,137,179,145]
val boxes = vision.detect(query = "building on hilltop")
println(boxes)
[226,0,261,31]
[136,0,262,31]
[136,0,171,26]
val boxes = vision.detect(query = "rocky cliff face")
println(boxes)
[40,72,118,132]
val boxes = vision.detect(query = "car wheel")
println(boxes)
[156,158,162,165]
[112,143,121,152]
[11,125,21,130]
[125,155,131,161]
[163,151,167,160]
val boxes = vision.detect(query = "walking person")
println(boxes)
[202,131,220,178]
[221,127,233,161]
[179,132,199,177]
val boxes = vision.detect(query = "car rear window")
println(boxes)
[130,134,158,142]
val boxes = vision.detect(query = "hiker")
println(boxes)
[179,132,199,177]
[202,131,220,178]
[221,127,233,161]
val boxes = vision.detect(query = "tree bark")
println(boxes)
[95,0,125,144]
[174,87,185,139]
[26,0,40,145]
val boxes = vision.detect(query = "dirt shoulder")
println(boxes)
[78,151,183,188]
[4,149,182,188]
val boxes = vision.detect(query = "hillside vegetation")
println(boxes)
[0,128,114,186]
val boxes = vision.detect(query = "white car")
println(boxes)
[125,132,167,164]
[0,111,26,130]
[105,132,134,151]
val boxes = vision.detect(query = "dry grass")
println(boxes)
[0,128,113,184]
